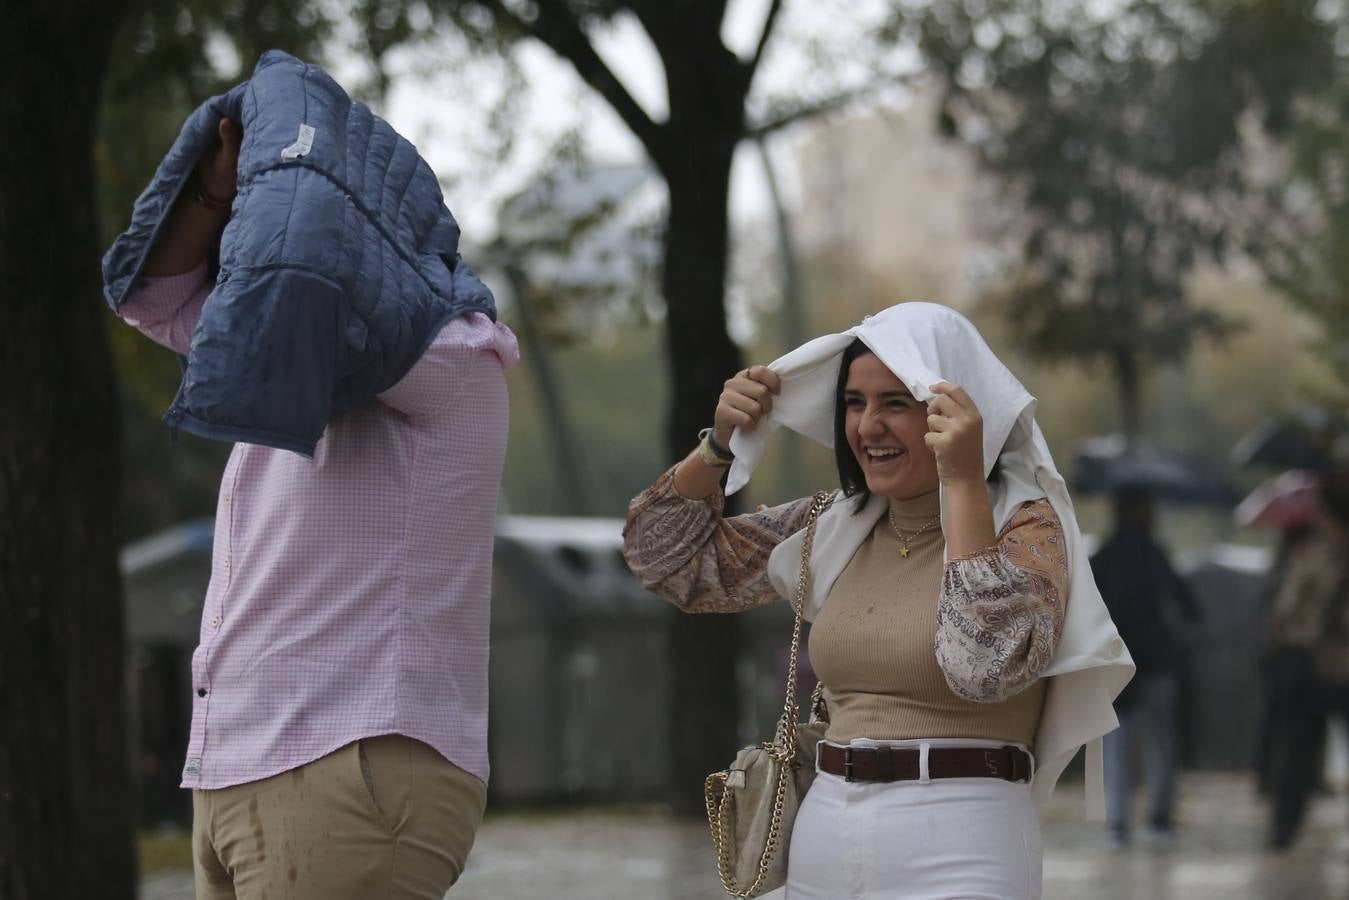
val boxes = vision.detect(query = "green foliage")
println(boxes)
[1257,8,1349,401]
[501,321,669,516]
[888,0,1336,435]
[137,830,193,875]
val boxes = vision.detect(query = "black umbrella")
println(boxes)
[1071,435,1238,506]
[1230,407,1347,471]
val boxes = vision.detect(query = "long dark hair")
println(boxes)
[834,338,872,503]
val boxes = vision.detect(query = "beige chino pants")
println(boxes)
[192,735,487,900]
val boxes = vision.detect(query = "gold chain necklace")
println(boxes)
[887,508,941,558]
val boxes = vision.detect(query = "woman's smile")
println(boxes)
[862,445,908,468]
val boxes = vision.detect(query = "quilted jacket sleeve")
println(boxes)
[163,266,348,455]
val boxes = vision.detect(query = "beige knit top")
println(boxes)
[622,465,1071,743]
[809,489,1048,744]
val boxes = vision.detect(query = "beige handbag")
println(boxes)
[704,491,834,897]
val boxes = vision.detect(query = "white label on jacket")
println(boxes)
[281,124,316,161]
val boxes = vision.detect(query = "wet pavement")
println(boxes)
[140,772,1349,899]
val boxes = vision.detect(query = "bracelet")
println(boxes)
[697,427,735,468]
[191,174,235,212]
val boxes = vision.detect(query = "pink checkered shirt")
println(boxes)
[120,265,518,789]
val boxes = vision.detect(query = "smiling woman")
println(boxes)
[622,302,1134,900]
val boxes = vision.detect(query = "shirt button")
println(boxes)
[211,616,221,629]
[224,559,231,569]
[1110,637,1126,657]
[197,688,208,698]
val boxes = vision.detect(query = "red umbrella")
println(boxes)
[1234,470,1322,530]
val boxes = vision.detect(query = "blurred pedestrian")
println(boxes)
[1091,488,1201,847]
[1253,517,1320,796]
[1263,467,1349,850]
[107,69,518,900]
[624,303,1133,899]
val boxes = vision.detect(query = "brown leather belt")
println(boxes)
[817,743,1032,784]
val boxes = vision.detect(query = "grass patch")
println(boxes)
[138,830,192,875]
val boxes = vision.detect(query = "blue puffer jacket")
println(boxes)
[103,50,496,456]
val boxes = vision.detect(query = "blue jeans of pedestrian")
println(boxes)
[1104,670,1181,835]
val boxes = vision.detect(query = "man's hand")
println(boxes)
[142,118,242,277]
[197,117,241,203]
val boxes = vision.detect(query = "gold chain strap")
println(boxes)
[705,490,834,897]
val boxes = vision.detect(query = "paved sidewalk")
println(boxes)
[140,772,1349,899]
[1038,772,1349,900]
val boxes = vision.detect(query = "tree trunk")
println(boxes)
[501,263,590,515]
[660,131,746,813]
[0,4,135,898]
[755,136,807,497]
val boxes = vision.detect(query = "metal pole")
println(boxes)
[501,260,591,515]
[756,135,806,497]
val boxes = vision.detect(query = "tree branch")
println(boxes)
[747,0,784,79]
[477,0,667,161]
[746,78,908,139]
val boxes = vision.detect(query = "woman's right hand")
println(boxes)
[713,365,782,446]
[672,365,780,499]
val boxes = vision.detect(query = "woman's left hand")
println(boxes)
[925,383,985,484]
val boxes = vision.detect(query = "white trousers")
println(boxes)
[783,738,1043,900]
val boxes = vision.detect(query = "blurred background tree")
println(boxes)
[1257,8,1349,402]
[886,0,1338,439]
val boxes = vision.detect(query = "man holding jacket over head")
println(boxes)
[114,103,518,899]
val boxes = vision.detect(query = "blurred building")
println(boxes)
[122,519,213,827]
[794,90,1007,318]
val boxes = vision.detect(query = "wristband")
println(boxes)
[697,427,735,467]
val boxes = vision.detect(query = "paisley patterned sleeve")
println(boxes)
[934,499,1069,703]
[622,464,815,613]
